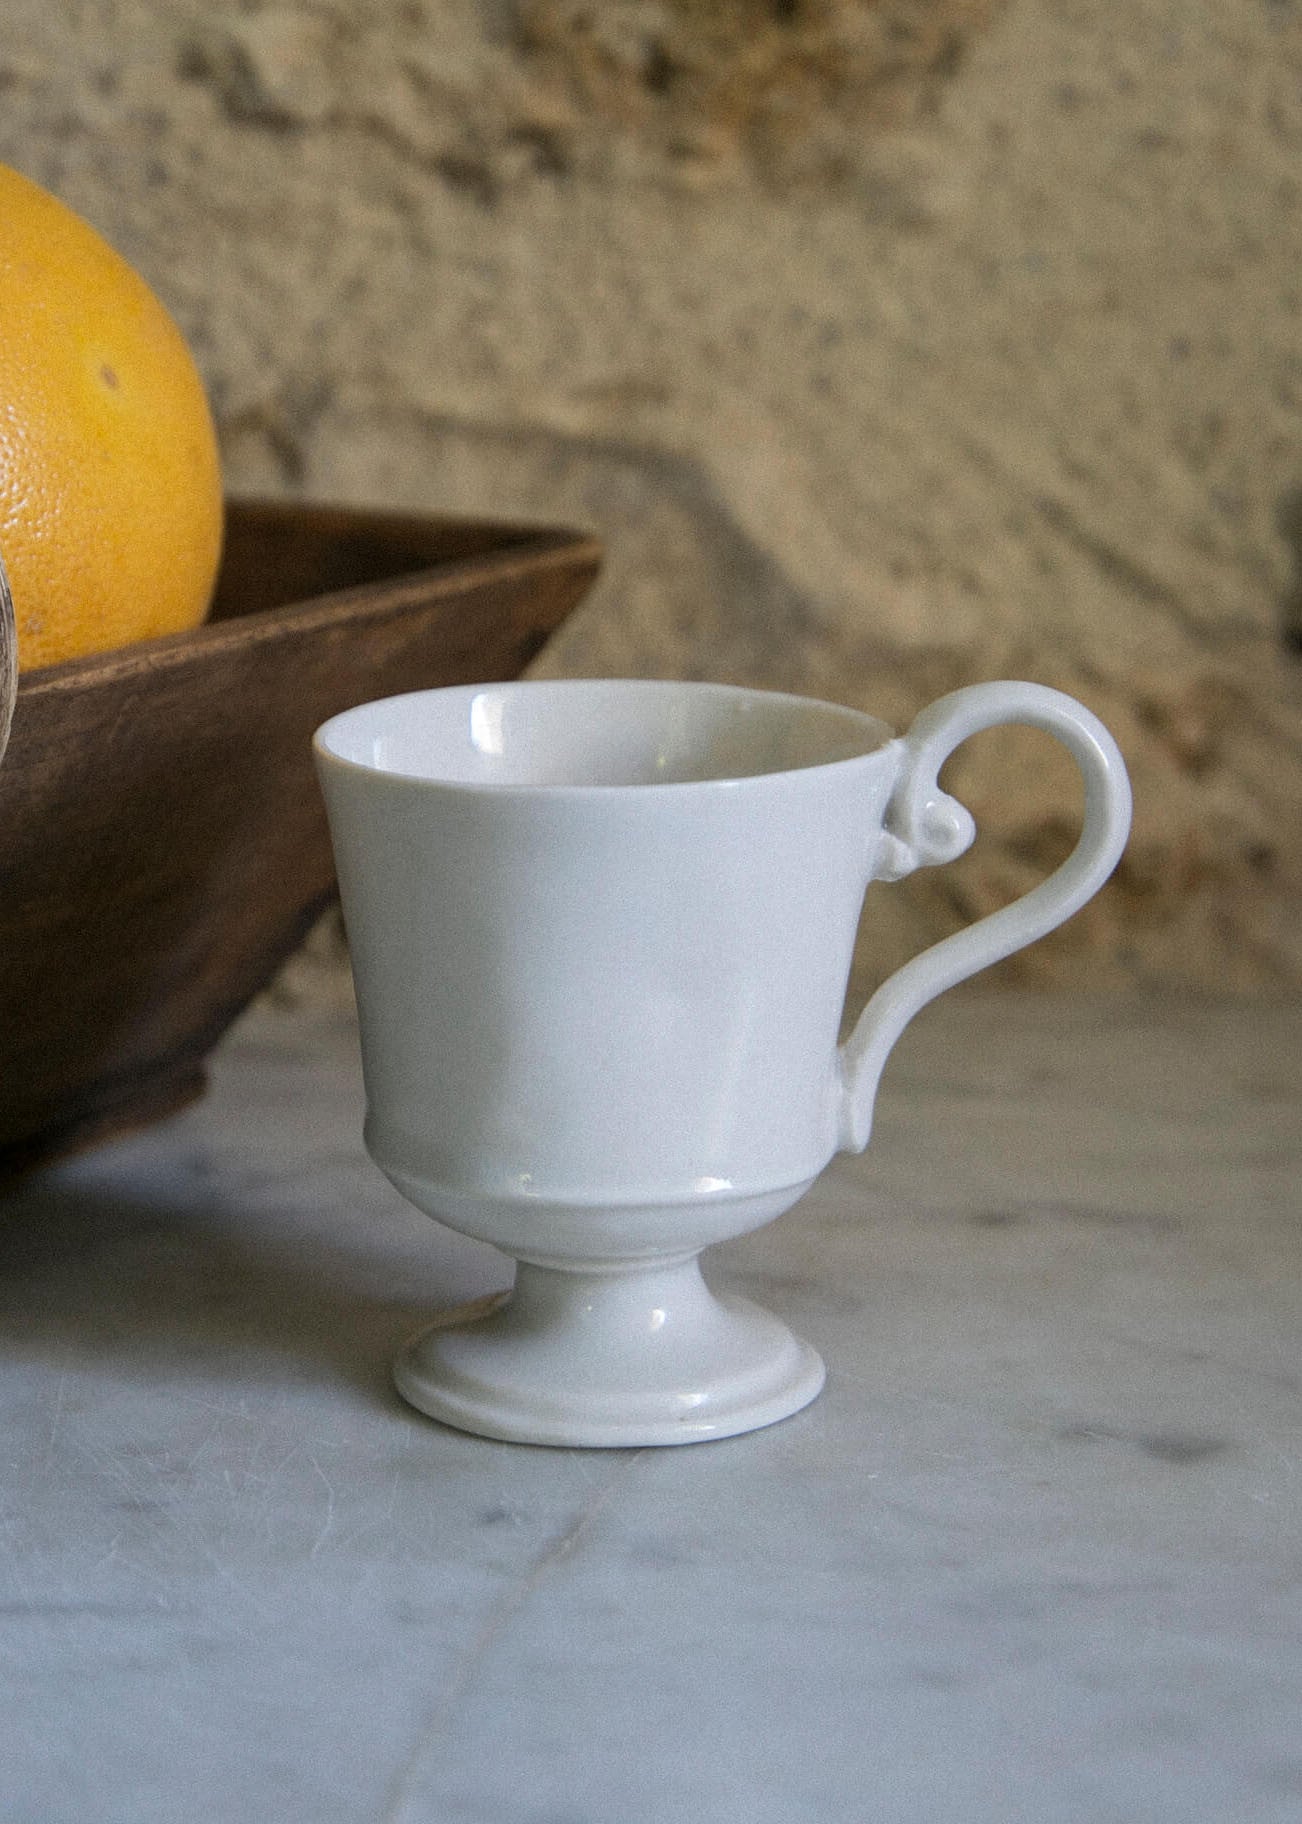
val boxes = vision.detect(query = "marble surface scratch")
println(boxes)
[381,1451,644,1824]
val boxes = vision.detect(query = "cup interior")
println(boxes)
[315,680,890,789]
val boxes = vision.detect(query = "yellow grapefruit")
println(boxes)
[0,164,223,670]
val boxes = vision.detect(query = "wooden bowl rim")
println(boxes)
[15,514,601,702]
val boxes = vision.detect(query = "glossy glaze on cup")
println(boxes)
[315,679,1131,1446]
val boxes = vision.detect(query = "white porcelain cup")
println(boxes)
[314,678,1131,1447]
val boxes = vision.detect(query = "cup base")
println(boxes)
[392,1256,825,1448]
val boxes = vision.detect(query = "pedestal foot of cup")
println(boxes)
[393,1255,825,1448]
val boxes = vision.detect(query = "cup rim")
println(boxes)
[312,678,896,796]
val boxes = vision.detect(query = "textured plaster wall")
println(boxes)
[3,0,1300,992]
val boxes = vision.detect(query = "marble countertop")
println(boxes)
[1,992,1298,1824]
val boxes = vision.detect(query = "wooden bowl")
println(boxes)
[0,497,601,1177]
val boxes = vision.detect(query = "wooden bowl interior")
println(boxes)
[210,500,549,623]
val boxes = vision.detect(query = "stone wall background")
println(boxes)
[3,0,1300,995]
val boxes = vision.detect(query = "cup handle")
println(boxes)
[837,681,1132,1152]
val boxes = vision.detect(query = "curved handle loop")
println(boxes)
[837,682,1132,1152]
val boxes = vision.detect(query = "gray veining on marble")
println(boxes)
[1,994,1298,1823]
